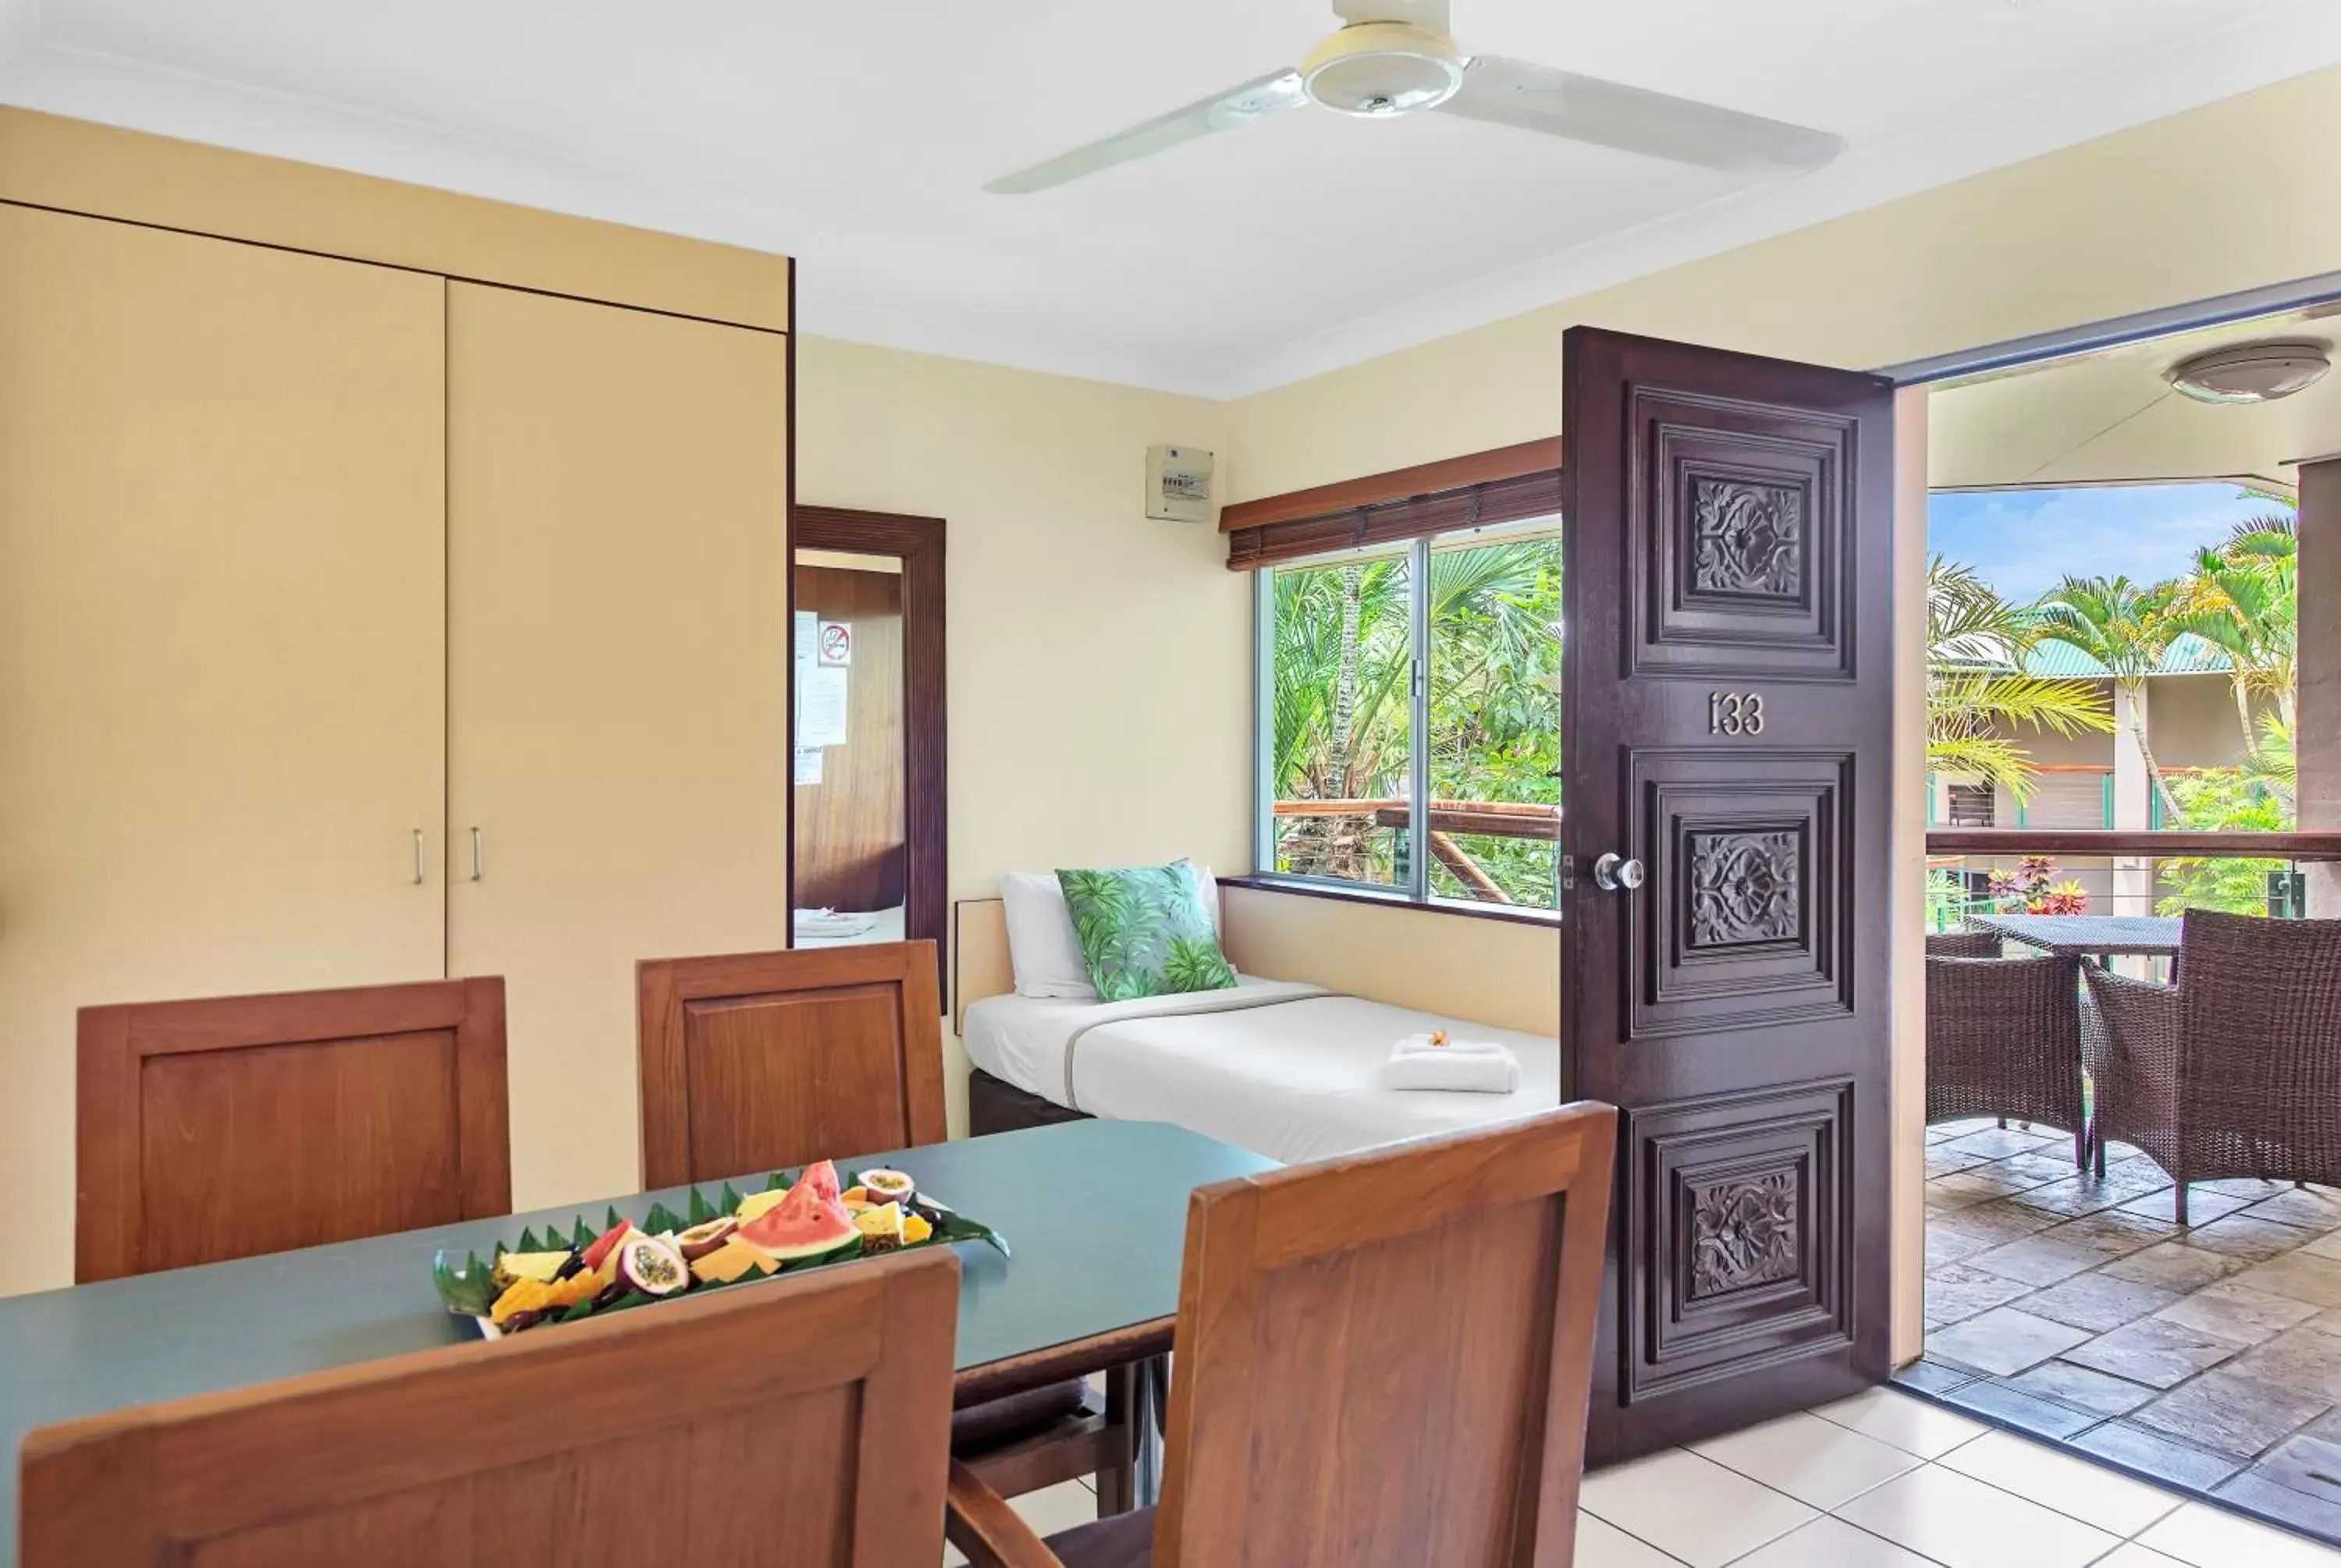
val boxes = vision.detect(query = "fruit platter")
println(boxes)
[430,1159,1006,1338]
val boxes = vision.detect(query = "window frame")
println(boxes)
[1249,524,1562,925]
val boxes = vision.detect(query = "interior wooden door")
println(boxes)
[447,282,790,1215]
[1561,327,1894,1460]
[0,205,447,1298]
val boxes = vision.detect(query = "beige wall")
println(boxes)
[1226,65,2341,499]
[1220,888,1558,1039]
[794,336,1249,898]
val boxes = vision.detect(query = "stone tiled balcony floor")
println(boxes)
[1910,1116,2341,1548]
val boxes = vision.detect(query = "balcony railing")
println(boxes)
[1271,798,1561,905]
[1924,828,2341,929]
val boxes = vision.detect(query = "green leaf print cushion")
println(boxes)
[1055,860,1237,1002]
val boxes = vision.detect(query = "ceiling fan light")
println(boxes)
[1301,22,1465,118]
[2166,341,2332,405]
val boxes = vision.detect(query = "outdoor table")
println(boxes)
[1968,913,2183,963]
[0,1118,1270,1562]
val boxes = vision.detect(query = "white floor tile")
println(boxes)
[1575,1512,1688,1567]
[1807,1386,1989,1460]
[2091,1548,2194,1568]
[941,1478,1103,1567]
[2139,1501,2341,1568]
[1832,1464,2119,1568]
[1726,1515,1943,1566]
[1580,1448,1817,1568]
[1009,1478,1101,1538]
[1689,1410,1923,1509]
[1934,1429,2185,1536]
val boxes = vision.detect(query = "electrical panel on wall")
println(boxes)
[1145,444,1215,524]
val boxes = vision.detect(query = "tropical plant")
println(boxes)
[1985,855,2087,915]
[2156,715,2297,916]
[2168,511,2297,738]
[1925,557,2112,800]
[2032,574,2186,820]
[1270,537,1560,903]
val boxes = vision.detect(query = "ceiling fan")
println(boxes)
[986,0,1845,195]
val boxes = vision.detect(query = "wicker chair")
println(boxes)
[1927,948,2088,1169]
[1927,930,2005,960]
[2086,908,2341,1225]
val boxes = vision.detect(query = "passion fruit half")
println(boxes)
[615,1233,691,1298]
[674,1216,738,1261]
[858,1169,917,1210]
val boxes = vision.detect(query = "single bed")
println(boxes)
[954,898,1560,1166]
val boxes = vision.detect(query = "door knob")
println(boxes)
[1593,853,1644,892]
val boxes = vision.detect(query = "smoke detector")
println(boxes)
[2167,340,2332,405]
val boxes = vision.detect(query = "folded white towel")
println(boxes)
[1385,1035,1520,1094]
[1393,1031,1507,1058]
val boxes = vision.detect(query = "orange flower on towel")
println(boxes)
[1430,1031,1448,1048]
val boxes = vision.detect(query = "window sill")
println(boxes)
[1217,874,1564,931]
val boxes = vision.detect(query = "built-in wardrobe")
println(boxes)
[0,108,794,1297]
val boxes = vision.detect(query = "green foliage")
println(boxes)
[1271,537,1560,905]
[1925,557,2112,802]
[2157,720,2297,917]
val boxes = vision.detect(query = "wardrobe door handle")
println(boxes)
[411,828,426,886]
[469,827,484,882]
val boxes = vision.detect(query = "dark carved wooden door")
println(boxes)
[1561,328,1894,1462]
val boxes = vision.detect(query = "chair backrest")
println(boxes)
[1925,930,2002,960]
[76,977,510,1282]
[638,940,944,1188]
[21,1247,960,1567]
[2177,908,2341,1133]
[1151,1102,1617,1568]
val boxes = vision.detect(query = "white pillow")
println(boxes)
[1000,861,1221,1000]
[1000,871,1096,999]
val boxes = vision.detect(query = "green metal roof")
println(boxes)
[2016,631,2234,679]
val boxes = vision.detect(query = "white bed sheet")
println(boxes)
[961,981,1560,1166]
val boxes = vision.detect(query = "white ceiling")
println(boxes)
[1931,303,2341,493]
[2,0,2338,396]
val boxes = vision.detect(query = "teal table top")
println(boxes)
[0,1118,1273,1560]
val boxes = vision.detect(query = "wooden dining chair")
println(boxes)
[943,1101,1619,1568]
[636,938,1107,1502]
[636,940,944,1189]
[20,1246,960,1566]
[76,977,511,1282]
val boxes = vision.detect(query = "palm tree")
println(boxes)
[2034,574,2185,821]
[2168,513,2297,736]
[1926,558,2111,801]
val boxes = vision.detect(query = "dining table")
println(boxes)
[1966,912,2184,963]
[0,1117,1273,1563]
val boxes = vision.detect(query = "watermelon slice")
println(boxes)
[581,1219,635,1274]
[794,1159,843,1205]
[736,1172,858,1262]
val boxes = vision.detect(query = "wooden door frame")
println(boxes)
[791,506,947,991]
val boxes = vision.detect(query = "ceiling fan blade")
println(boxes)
[1438,55,1844,173]
[985,69,1308,195]
[1330,0,1451,32]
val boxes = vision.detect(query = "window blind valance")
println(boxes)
[1220,439,1560,570]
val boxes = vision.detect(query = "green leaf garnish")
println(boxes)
[723,1181,746,1211]
[687,1187,716,1226]
[432,1249,498,1317]
[572,1215,596,1250]
[642,1201,684,1236]
[606,1205,624,1232]
[765,1171,787,1192]
[515,1226,542,1254]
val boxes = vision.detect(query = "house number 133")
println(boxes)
[1708,691,1764,736]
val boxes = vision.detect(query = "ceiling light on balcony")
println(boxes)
[2167,341,2332,405]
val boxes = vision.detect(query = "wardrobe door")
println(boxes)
[446,282,789,1212]
[0,206,448,1297]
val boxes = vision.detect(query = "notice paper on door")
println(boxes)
[798,663,849,750]
[794,747,823,786]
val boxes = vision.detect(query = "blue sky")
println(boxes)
[1927,483,2287,605]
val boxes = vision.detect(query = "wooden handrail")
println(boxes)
[1274,799,1559,838]
[1927,829,2341,861]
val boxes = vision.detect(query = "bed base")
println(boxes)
[968,1066,1092,1137]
